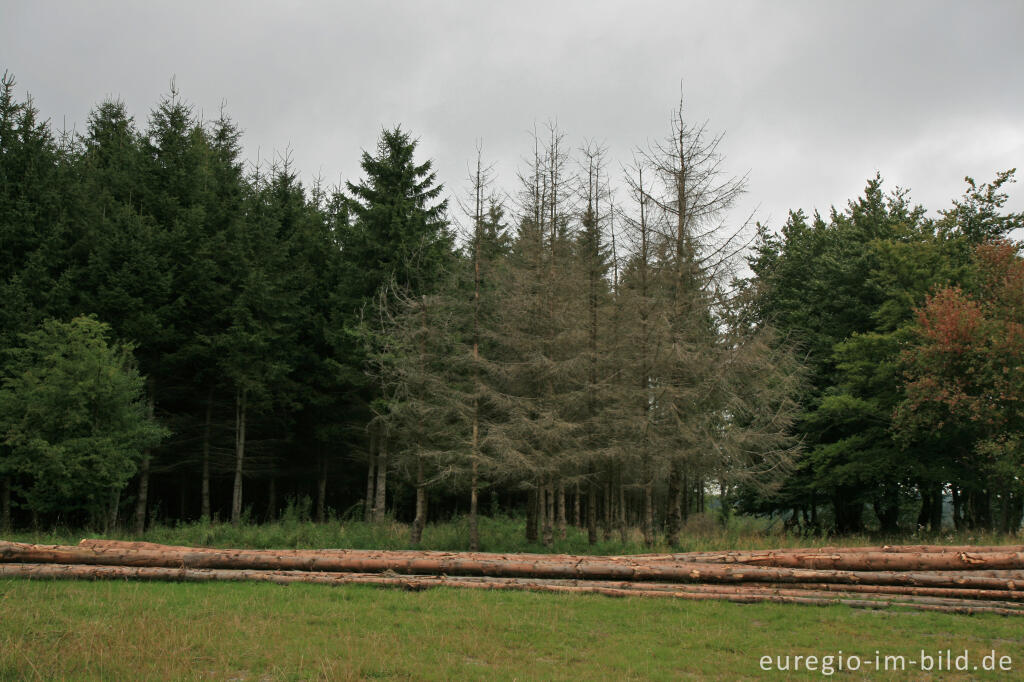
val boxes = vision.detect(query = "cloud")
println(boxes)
[3,0,1021,233]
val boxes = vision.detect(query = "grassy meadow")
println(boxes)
[2,579,1023,680]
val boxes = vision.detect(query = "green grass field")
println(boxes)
[3,516,1023,679]
[2,580,1022,680]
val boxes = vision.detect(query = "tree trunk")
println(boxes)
[603,477,613,541]
[969,489,992,531]
[928,486,943,532]
[682,472,690,520]
[134,392,155,535]
[8,561,1024,617]
[810,491,819,532]
[618,476,628,544]
[587,477,598,545]
[364,428,377,523]
[134,453,150,534]
[1,476,10,533]
[372,431,388,523]
[200,390,213,520]
[834,487,863,534]
[27,542,1024,590]
[105,487,120,534]
[1008,494,1024,535]
[917,485,933,531]
[643,481,654,548]
[469,148,483,554]
[666,461,682,546]
[469,460,480,551]
[411,457,427,546]
[573,483,581,528]
[542,482,554,547]
[267,477,276,522]
[874,485,900,534]
[316,450,327,524]
[525,487,539,542]
[556,480,566,540]
[952,486,963,531]
[231,388,247,525]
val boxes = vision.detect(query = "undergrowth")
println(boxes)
[5,511,1020,553]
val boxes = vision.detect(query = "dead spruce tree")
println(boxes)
[368,284,469,546]
[365,106,800,549]
[608,101,802,547]
[485,122,586,546]
[457,143,511,550]
[575,141,616,544]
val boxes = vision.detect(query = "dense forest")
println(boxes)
[1,71,1021,544]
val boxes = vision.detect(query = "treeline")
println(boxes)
[0,71,1020,542]
[745,172,1024,534]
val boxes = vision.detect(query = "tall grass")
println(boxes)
[5,511,1021,553]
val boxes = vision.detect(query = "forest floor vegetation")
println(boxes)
[5,512,1021,555]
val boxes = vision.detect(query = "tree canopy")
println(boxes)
[0,69,1021,540]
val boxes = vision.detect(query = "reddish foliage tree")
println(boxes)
[897,240,1024,530]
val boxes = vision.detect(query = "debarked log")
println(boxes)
[3,541,1024,591]
[3,563,1023,616]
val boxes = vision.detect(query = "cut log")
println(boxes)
[678,550,1024,571]
[4,563,1023,616]
[5,541,1024,591]
[78,539,1024,571]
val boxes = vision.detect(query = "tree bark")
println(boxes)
[666,461,682,546]
[470,158,483,553]
[573,483,581,528]
[525,487,539,542]
[587,475,598,545]
[602,477,613,541]
[542,482,554,547]
[134,392,155,535]
[556,480,566,541]
[411,457,427,546]
[8,561,1024,616]
[231,387,247,525]
[13,541,1024,593]
[200,388,213,520]
[917,485,933,531]
[266,477,276,522]
[682,472,690,520]
[316,450,327,524]
[642,480,654,548]
[372,430,388,522]
[1,476,10,533]
[618,477,628,545]
[105,487,120,534]
[364,427,377,523]
[833,487,863,534]
[469,460,480,551]
[952,486,963,531]
[134,454,150,534]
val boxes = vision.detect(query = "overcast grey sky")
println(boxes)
[3,0,1022,235]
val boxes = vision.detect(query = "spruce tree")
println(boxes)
[342,126,453,522]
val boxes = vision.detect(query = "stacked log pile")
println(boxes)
[2,539,1023,615]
